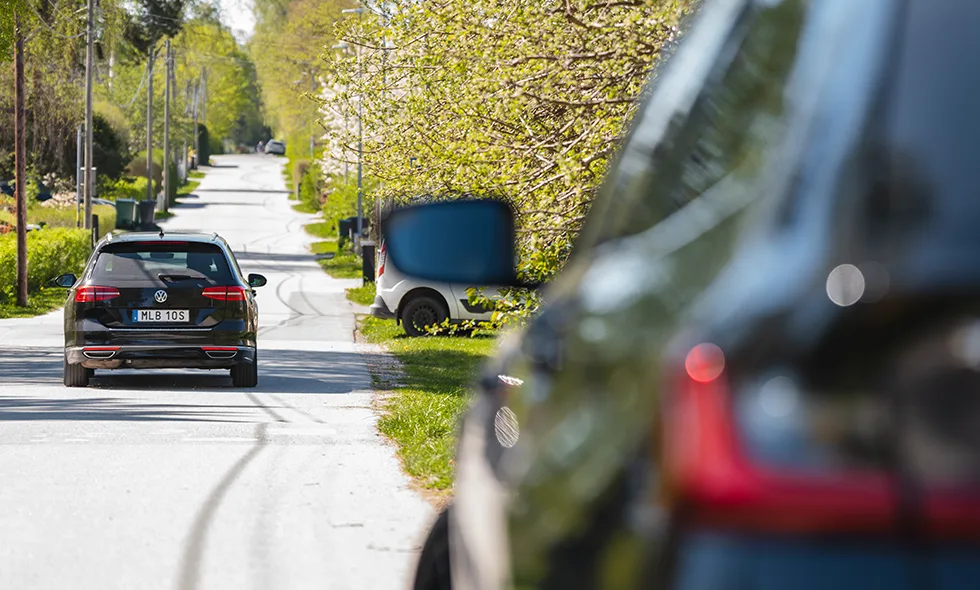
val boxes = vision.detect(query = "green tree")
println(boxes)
[321,0,698,280]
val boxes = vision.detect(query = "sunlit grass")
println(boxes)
[346,282,375,306]
[0,287,67,319]
[361,316,497,491]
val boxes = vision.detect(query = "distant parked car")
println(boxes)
[369,237,497,336]
[264,140,286,155]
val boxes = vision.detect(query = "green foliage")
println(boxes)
[0,287,66,319]
[321,0,698,288]
[250,0,352,157]
[346,282,375,306]
[0,228,91,303]
[304,221,333,239]
[93,114,131,183]
[123,0,187,54]
[102,177,153,201]
[309,239,361,278]
[360,315,497,491]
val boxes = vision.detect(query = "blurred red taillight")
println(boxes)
[202,286,246,301]
[74,286,120,303]
[662,343,895,535]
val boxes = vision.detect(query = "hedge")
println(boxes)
[0,229,91,302]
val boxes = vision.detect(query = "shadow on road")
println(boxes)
[0,396,254,422]
[0,348,383,422]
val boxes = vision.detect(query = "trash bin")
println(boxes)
[115,199,137,230]
[361,240,376,284]
[338,217,354,241]
[136,199,157,230]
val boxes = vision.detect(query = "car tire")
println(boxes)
[402,296,448,337]
[413,506,453,590]
[231,350,258,388]
[64,357,89,388]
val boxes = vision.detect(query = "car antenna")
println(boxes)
[159,229,165,238]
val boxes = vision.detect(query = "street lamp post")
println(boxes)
[339,7,364,242]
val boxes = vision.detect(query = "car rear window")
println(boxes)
[92,242,233,285]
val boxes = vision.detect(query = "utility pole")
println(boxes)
[192,77,199,166]
[13,8,27,306]
[84,0,95,230]
[76,125,82,227]
[162,39,171,213]
[146,45,155,202]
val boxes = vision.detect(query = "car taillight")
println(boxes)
[202,286,246,301]
[378,241,386,278]
[662,338,980,539]
[74,286,120,303]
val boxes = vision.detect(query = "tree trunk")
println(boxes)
[14,9,28,307]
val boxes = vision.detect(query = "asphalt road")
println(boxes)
[0,154,433,590]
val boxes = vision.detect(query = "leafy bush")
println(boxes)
[29,204,115,239]
[93,113,130,183]
[321,176,376,245]
[102,177,152,201]
[0,228,90,302]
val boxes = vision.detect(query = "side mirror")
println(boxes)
[53,273,77,288]
[248,273,267,288]
[381,199,526,287]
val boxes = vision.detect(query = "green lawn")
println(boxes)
[360,315,498,491]
[177,180,200,197]
[346,282,376,306]
[292,201,319,214]
[305,221,333,239]
[0,288,67,319]
[189,171,205,180]
[155,211,174,221]
[312,239,362,279]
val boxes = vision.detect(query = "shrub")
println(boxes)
[26,204,115,240]
[102,177,152,201]
[0,228,90,302]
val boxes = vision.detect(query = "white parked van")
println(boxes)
[369,239,497,336]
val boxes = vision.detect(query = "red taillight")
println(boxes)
[202,286,246,301]
[377,241,387,278]
[663,343,895,535]
[75,286,120,303]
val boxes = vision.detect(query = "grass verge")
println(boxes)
[305,221,333,239]
[292,201,319,214]
[189,171,205,179]
[0,288,66,319]
[312,239,362,279]
[177,180,200,198]
[346,282,375,306]
[361,315,497,491]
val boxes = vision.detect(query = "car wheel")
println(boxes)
[64,357,89,388]
[413,506,453,590]
[402,296,448,337]
[231,350,258,388]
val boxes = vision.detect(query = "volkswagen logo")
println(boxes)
[154,290,168,304]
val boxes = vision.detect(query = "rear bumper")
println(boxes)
[66,345,254,370]
[369,295,397,320]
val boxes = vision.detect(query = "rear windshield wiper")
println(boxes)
[158,273,198,282]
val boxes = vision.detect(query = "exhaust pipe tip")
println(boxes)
[203,347,238,360]
[83,348,118,360]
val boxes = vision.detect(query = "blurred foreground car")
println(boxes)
[391,0,980,588]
